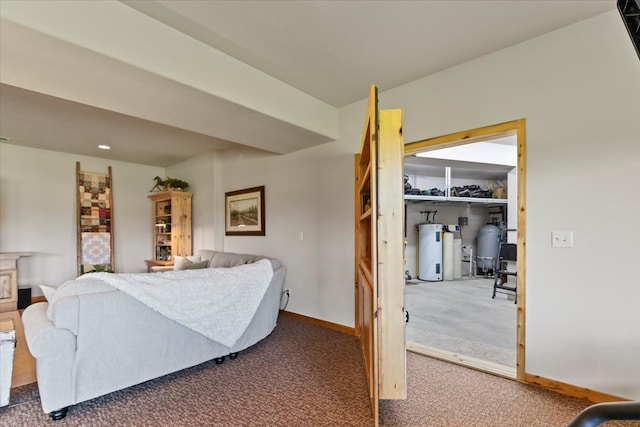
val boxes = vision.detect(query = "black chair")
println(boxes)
[567,401,640,426]
[492,243,517,304]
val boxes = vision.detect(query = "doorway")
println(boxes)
[403,119,526,381]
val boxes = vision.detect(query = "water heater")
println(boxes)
[476,224,501,274]
[418,223,443,281]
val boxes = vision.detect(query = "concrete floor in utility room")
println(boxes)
[405,275,517,367]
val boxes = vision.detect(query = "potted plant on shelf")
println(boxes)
[159,247,171,261]
[150,176,190,192]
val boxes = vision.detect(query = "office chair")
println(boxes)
[492,243,517,304]
[567,400,640,426]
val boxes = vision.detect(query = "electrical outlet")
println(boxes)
[458,216,468,226]
[552,231,573,248]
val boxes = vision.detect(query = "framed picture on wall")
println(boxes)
[225,186,265,236]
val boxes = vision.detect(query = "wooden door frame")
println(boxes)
[355,86,407,426]
[403,119,526,382]
[354,86,380,423]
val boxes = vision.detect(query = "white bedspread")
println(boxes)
[78,259,274,347]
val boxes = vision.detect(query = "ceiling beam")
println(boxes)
[0,1,338,153]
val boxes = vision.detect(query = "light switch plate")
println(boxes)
[552,231,573,248]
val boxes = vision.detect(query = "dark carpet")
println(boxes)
[0,315,637,426]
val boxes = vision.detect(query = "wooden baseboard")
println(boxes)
[407,341,517,379]
[408,343,628,404]
[279,310,356,336]
[31,296,46,304]
[238,304,630,404]
[524,373,628,403]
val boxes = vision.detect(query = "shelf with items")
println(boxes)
[356,136,374,276]
[148,191,192,263]
[360,192,372,219]
[404,194,508,205]
[358,213,373,274]
[404,160,511,206]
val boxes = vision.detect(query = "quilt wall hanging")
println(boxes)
[76,162,114,275]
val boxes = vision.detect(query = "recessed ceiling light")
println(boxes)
[98,145,111,150]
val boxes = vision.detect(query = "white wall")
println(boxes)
[0,143,164,292]
[221,11,640,400]
[166,151,222,252]
[220,142,355,326]
[381,11,640,400]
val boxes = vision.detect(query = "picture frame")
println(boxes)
[225,185,265,236]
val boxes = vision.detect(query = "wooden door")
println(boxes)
[354,85,406,425]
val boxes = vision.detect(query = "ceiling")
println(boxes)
[0,1,617,167]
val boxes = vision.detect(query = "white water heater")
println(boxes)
[418,223,443,281]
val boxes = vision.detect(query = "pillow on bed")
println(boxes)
[173,259,209,270]
[40,285,57,301]
[209,252,261,268]
[179,260,209,270]
[173,255,202,270]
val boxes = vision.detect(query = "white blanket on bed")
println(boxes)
[79,259,274,347]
